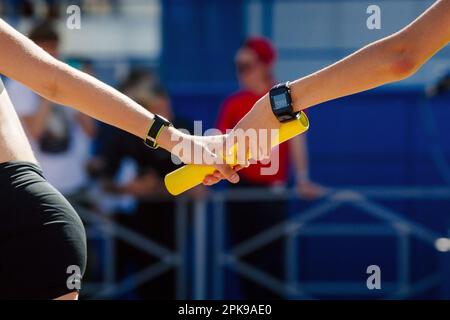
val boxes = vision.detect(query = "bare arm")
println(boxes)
[0,19,158,142]
[206,0,450,185]
[291,0,450,111]
[0,19,238,183]
[233,0,450,148]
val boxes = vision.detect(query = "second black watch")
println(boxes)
[269,81,298,123]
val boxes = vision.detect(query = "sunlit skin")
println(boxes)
[203,0,450,185]
[18,39,96,141]
[54,292,78,300]
[0,19,240,184]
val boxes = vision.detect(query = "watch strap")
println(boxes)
[144,115,171,149]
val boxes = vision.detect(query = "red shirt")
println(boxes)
[217,90,290,186]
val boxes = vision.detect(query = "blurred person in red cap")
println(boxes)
[217,37,326,197]
[216,37,326,299]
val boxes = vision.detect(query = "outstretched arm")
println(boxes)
[290,0,450,111]
[0,19,239,184]
[205,0,450,185]
[234,0,450,144]
[0,19,161,143]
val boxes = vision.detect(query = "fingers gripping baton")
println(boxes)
[164,112,310,196]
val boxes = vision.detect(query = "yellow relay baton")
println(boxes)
[165,111,310,196]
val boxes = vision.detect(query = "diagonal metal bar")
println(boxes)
[299,282,398,295]
[349,197,442,245]
[387,274,442,300]
[91,261,175,299]
[229,199,342,258]
[78,208,174,259]
[338,186,450,200]
[224,256,313,300]
[210,186,450,201]
[296,224,398,236]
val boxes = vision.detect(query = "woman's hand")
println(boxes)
[157,128,241,185]
[199,133,248,186]
[233,94,281,143]
[203,95,281,186]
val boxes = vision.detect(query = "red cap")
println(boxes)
[243,37,277,65]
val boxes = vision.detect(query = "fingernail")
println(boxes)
[230,174,239,183]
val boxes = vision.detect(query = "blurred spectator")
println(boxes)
[6,21,96,199]
[90,71,196,299]
[216,37,326,299]
[1,0,59,19]
[0,0,124,19]
[95,86,178,200]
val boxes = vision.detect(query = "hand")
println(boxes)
[297,180,328,200]
[189,134,244,186]
[233,94,281,157]
[157,128,241,185]
[157,95,280,186]
[203,95,281,186]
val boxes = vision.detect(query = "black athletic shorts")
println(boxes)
[0,161,87,299]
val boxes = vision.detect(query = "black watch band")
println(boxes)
[144,114,172,149]
[269,81,298,123]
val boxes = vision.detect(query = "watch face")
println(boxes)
[272,93,289,111]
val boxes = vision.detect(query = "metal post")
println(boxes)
[193,198,208,299]
[175,197,188,300]
[212,194,225,299]
[103,218,116,289]
[285,225,299,299]
[397,225,410,295]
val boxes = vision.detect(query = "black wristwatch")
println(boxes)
[144,114,172,149]
[269,81,299,122]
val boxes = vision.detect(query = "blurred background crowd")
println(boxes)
[1,0,450,300]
